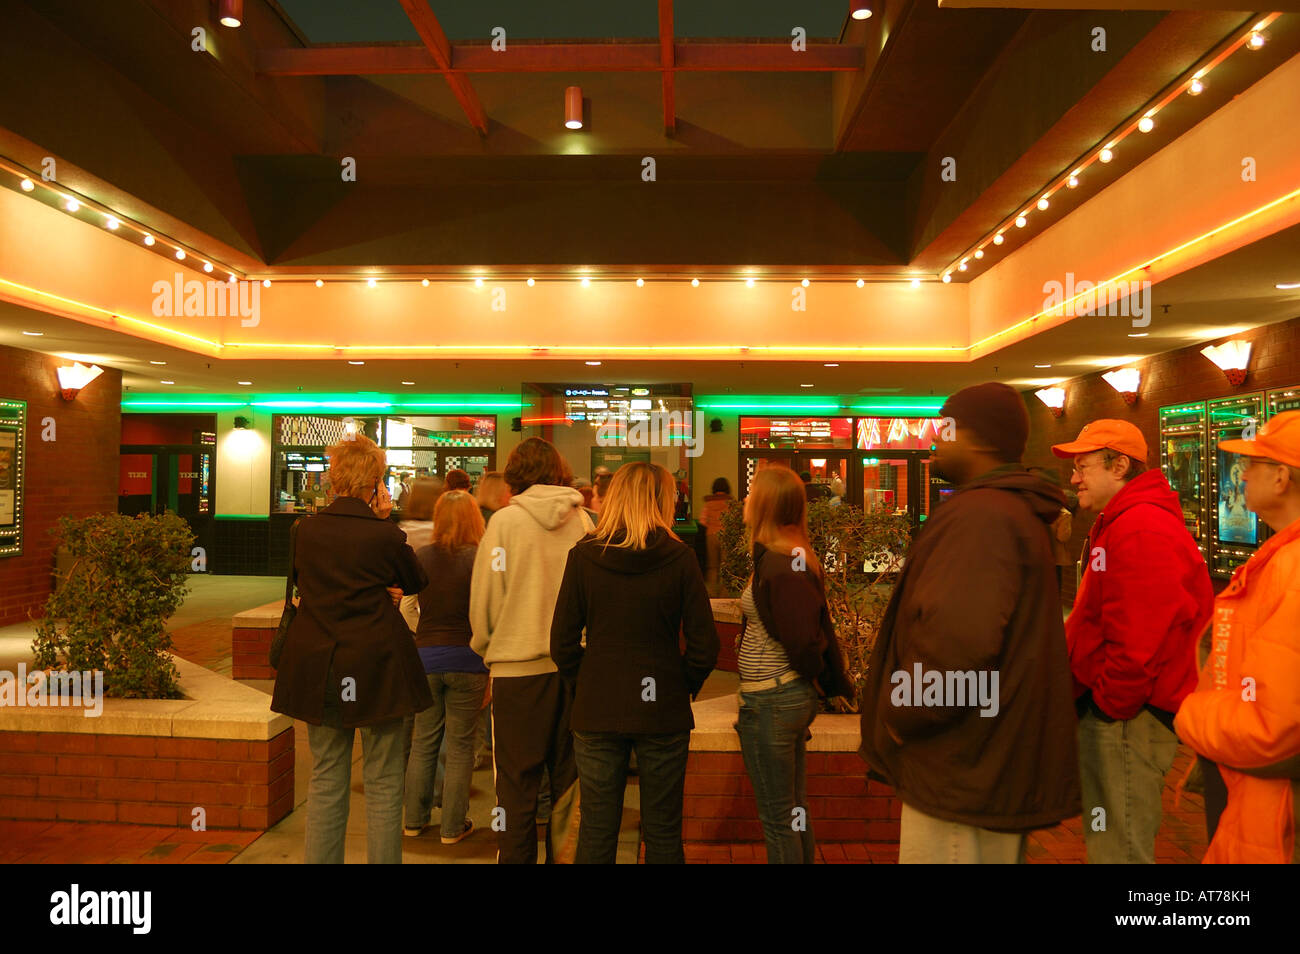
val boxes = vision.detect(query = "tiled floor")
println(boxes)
[2,576,1213,864]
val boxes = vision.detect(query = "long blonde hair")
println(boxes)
[745,466,822,578]
[592,462,679,550]
[432,490,485,550]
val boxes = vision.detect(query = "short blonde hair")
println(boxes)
[592,462,679,550]
[325,434,387,499]
[433,490,486,549]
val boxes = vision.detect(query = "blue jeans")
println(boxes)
[573,730,690,864]
[404,670,489,838]
[1078,707,1179,863]
[304,675,406,864]
[736,678,819,864]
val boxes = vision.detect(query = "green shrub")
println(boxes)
[33,512,194,699]
[716,499,750,597]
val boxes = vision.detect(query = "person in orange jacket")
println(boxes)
[1175,411,1300,864]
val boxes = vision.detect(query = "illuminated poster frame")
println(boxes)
[0,399,26,558]
[1158,401,1207,551]
[1207,392,1266,577]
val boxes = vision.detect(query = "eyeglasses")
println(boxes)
[1071,453,1115,477]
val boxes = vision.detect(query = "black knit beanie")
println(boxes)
[940,382,1029,463]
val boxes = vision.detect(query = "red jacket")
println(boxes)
[1066,469,1213,720]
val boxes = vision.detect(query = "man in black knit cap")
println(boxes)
[858,382,1081,863]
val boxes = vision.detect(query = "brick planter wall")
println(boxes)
[233,625,275,680]
[681,751,900,843]
[0,728,294,830]
[713,621,739,673]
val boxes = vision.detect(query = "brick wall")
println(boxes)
[0,728,294,830]
[1021,313,1300,602]
[0,345,121,626]
[233,625,275,680]
[681,751,900,843]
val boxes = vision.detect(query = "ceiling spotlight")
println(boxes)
[525,278,534,286]
[422,278,431,287]
[585,361,602,366]
[474,277,484,287]
[1127,333,1149,338]
[175,249,186,260]
[1189,78,1205,95]
[105,216,120,230]
[565,86,583,129]
[581,277,591,287]
[367,278,377,288]
[824,363,839,368]
[910,278,921,288]
[1099,148,1114,163]
[1247,31,1265,51]
[993,232,1005,245]
[1037,198,1049,211]
[636,278,645,287]
[64,197,80,212]
[21,331,43,336]
[401,381,415,386]
[315,279,324,287]
[261,279,271,288]
[1067,175,1079,189]
[237,380,252,386]
[746,278,755,288]
[203,262,213,273]
[800,383,814,388]
[958,261,968,272]
[801,278,810,287]
[856,279,864,288]
[1034,364,1051,369]
[149,360,166,365]
[973,249,984,260]
[1015,215,1027,228]
[691,278,699,287]
[1138,116,1155,133]
[1275,282,1300,290]
[19,178,34,192]
[348,360,365,365]
[850,1,873,20]
[143,234,155,246]
[217,0,243,28]
[160,380,175,385]
[942,273,952,283]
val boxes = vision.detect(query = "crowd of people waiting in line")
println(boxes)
[270,381,1300,864]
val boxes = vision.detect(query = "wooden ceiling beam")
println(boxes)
[397,0,488,135]
[660,0,675,135]
[255,43,863,76]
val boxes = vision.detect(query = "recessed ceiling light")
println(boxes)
[149,360,166,365]
[823,363,839,368]
[261,279,271,288]
[105,216,120,230]
[1248,30,1266,51]
[237,380,252,385]
[942,273,952,283]
[958,261,968,272]
[175,249,186,260]
[1189,78,1205,95]
[1275,282,1300,290]
[160,380,174,385]
[525,278,534,287]
[1034,364,1051,368]
[690,278,699,287]
[143,234,155,246]
[910,278,921,288]
[745,278,755,288]
[1067,175,1079,189]
[973,249,984,260]
[581,277,591,287]
[422,278,431,287]
[64,197,79,212]
[800,383,814,388]
[1037,198,1049,211]
[21,331,43,336]
[1128,333,1148,338]
[1138,116,1155,133]
[348,360,365,365]
[801,278,810,287]
[636,278,645,287]
[475,277,484,287]
[19,178,34,192]
[203,262,213,273]
[585,361,602,366]
[401,380,415,385]
[856,279,865,288]
[228,273,236,283]
[315,279,324,287]
[367,278,377,288]
[1015,215,1027,228]
[1099,148,1114,163]
[993,233,1005,245]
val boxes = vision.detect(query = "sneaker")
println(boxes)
[441,819,474,845]
[403,825,430,838]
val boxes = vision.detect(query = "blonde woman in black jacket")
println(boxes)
[551,462,719,863]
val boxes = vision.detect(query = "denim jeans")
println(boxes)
[573,730,690,864]
[404,670,489,838]
[1078,707,1179,863]
[899,802,1025,864]
[304,675,407,864]
[736,678,819,864]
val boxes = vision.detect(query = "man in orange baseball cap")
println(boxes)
[1051,418,1213,863]
[1175,411,1300,863]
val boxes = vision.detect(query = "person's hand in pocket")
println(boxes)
[386,586,403,606]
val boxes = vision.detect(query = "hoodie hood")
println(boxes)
[958,464,1068,526]
[1093,468,1184,532]
[574,527,684,574]
[509,483,586,531]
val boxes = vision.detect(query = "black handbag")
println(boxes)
[269,519,300,670]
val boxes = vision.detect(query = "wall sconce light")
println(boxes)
[1035,387,1066,418]
[1102,367,1141,405]
[56,363,104,401]
[564,86,584,129]
[1201,340,1252,386]
[233,415,251,429]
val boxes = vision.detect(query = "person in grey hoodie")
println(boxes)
[470,437,593,864]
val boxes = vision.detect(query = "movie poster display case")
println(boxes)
[1267,384,1300,419]
[0,399,25,558]
[1207,392,1266,577]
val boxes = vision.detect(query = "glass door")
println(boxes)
[793,453,849,503]
[861,454,912,520]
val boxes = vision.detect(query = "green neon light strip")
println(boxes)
[695,395,947,414]
[215,514,270,520]
[122,393,524,412]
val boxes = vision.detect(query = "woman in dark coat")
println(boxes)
[271,433,433,864]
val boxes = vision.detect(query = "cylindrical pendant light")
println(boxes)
[564,86,583,129]
[218,0,243,28]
